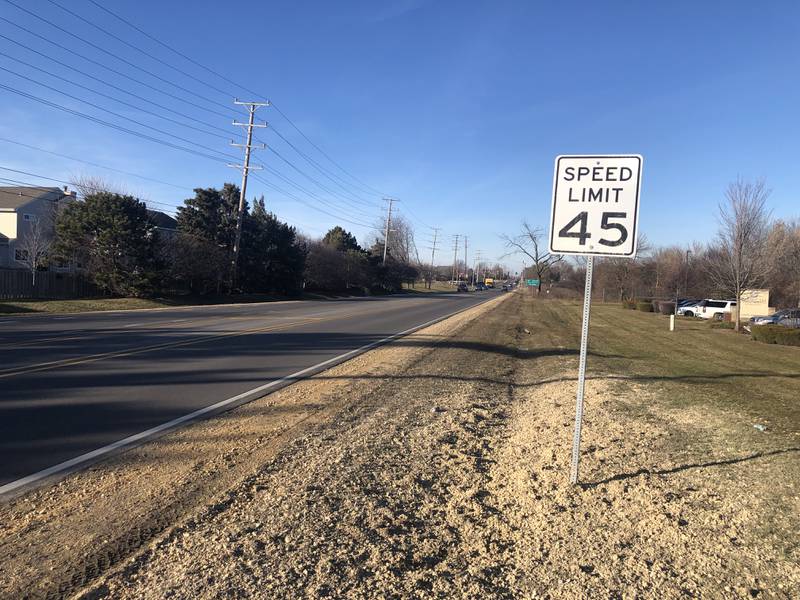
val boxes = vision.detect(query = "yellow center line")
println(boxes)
[0,305,378,379]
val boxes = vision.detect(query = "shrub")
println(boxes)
[658,301,675,314]
[710,321,735,329]
[621,299,636,309]
[636,301,654,312]
[751,324,800,346]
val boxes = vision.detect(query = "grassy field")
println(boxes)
[0,293,287,315]
[564,301,800,430]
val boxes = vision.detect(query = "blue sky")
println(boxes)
[1,0,798,273]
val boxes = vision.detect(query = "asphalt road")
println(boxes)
[0,291,497,490]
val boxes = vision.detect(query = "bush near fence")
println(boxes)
[658,301,676,314]
[636,301,654,312]
[751,324,800,347]
[0,270,100,300]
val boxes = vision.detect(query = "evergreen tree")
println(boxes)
[176,183,241,250]
[322,226,361,253]
[239,197,306,294]
[54,192,159,296]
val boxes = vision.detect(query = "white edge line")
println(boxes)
[0,295,500,496]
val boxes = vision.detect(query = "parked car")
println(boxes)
[456,282,468,292]
[750,308,800,327]
[501,284,509,292]
[474,282,486,291]
[678,299,736,320]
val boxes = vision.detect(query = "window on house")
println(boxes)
[15,249,29,262]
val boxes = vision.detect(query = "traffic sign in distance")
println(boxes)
[549,155,642,257]
[526,279,540,286]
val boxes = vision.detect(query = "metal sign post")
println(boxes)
[570,256,593,484]
[548,154,643,485]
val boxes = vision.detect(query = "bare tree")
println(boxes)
[501,222,562,294]
[16,216,52,286]
[369,214,415,264]
[70,174,128,197]
[705,178,772,330]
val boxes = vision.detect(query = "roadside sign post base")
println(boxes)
[548,154,642,486]
[570,255,594,485]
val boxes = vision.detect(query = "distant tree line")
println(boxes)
[511,177,800,312]
[49,183,423,298]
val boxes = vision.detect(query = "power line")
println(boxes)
[43,0,238,101]
[0,32,234,137]
[0,65,238,162]
[250,173,374,229]
[0,82,234,164]
[0,136,192,192]
[0,15,233,121]
[262,126,381,207]
[269,101,389,198]
[0,52,230,142]
[76,0,390,200]
[264,144,380,212]
[2,0,241,119]
[0,166,178,210]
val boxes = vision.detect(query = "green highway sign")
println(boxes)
[526,279,540,286]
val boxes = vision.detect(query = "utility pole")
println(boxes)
[228,99,267,289]
[474,250,482,285]
[428,227,440,289]
[463,236,468,286]
[451,234,460,283]
[382,197,395,264]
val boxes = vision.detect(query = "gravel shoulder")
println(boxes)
[2,293,798,599]
[0,293,508,600]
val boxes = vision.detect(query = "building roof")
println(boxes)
[147,209,178,230]
[0,186,64,210]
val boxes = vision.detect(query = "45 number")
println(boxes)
[558,211,628,247]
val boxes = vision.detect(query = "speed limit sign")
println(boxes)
[549,155,642,257]
[548,154,642,485]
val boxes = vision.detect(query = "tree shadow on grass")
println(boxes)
[580,447,800,489]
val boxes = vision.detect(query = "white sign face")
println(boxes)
[549,155,642,257]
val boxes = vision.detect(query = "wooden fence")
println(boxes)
[0,269,100,300]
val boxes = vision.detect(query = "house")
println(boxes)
[0,186,76,270]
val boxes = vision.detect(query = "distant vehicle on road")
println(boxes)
[484,278,494,288]
[474,282,486,291]
[501,284,509,292]
[456,282,468,292]
[679,299,736,320]
[750,309,800,327]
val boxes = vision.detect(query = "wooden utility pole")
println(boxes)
[229,99,267,289]
[382,198,395,264]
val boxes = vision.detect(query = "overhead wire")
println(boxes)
[0,82,234,163]
[0,51,230,142]
[2,0,243,119]
[0,64,239,162]
[0,32,234,138]
[250,173,375,229]
[2,0,402,233]
[43,0,238,101]
[0,15,233,121]
[0,136,191,191]
[0,166,180,212]
[80,0,393,200]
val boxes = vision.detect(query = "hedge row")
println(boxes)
[621,298,675,314]
[750,324,800,346]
